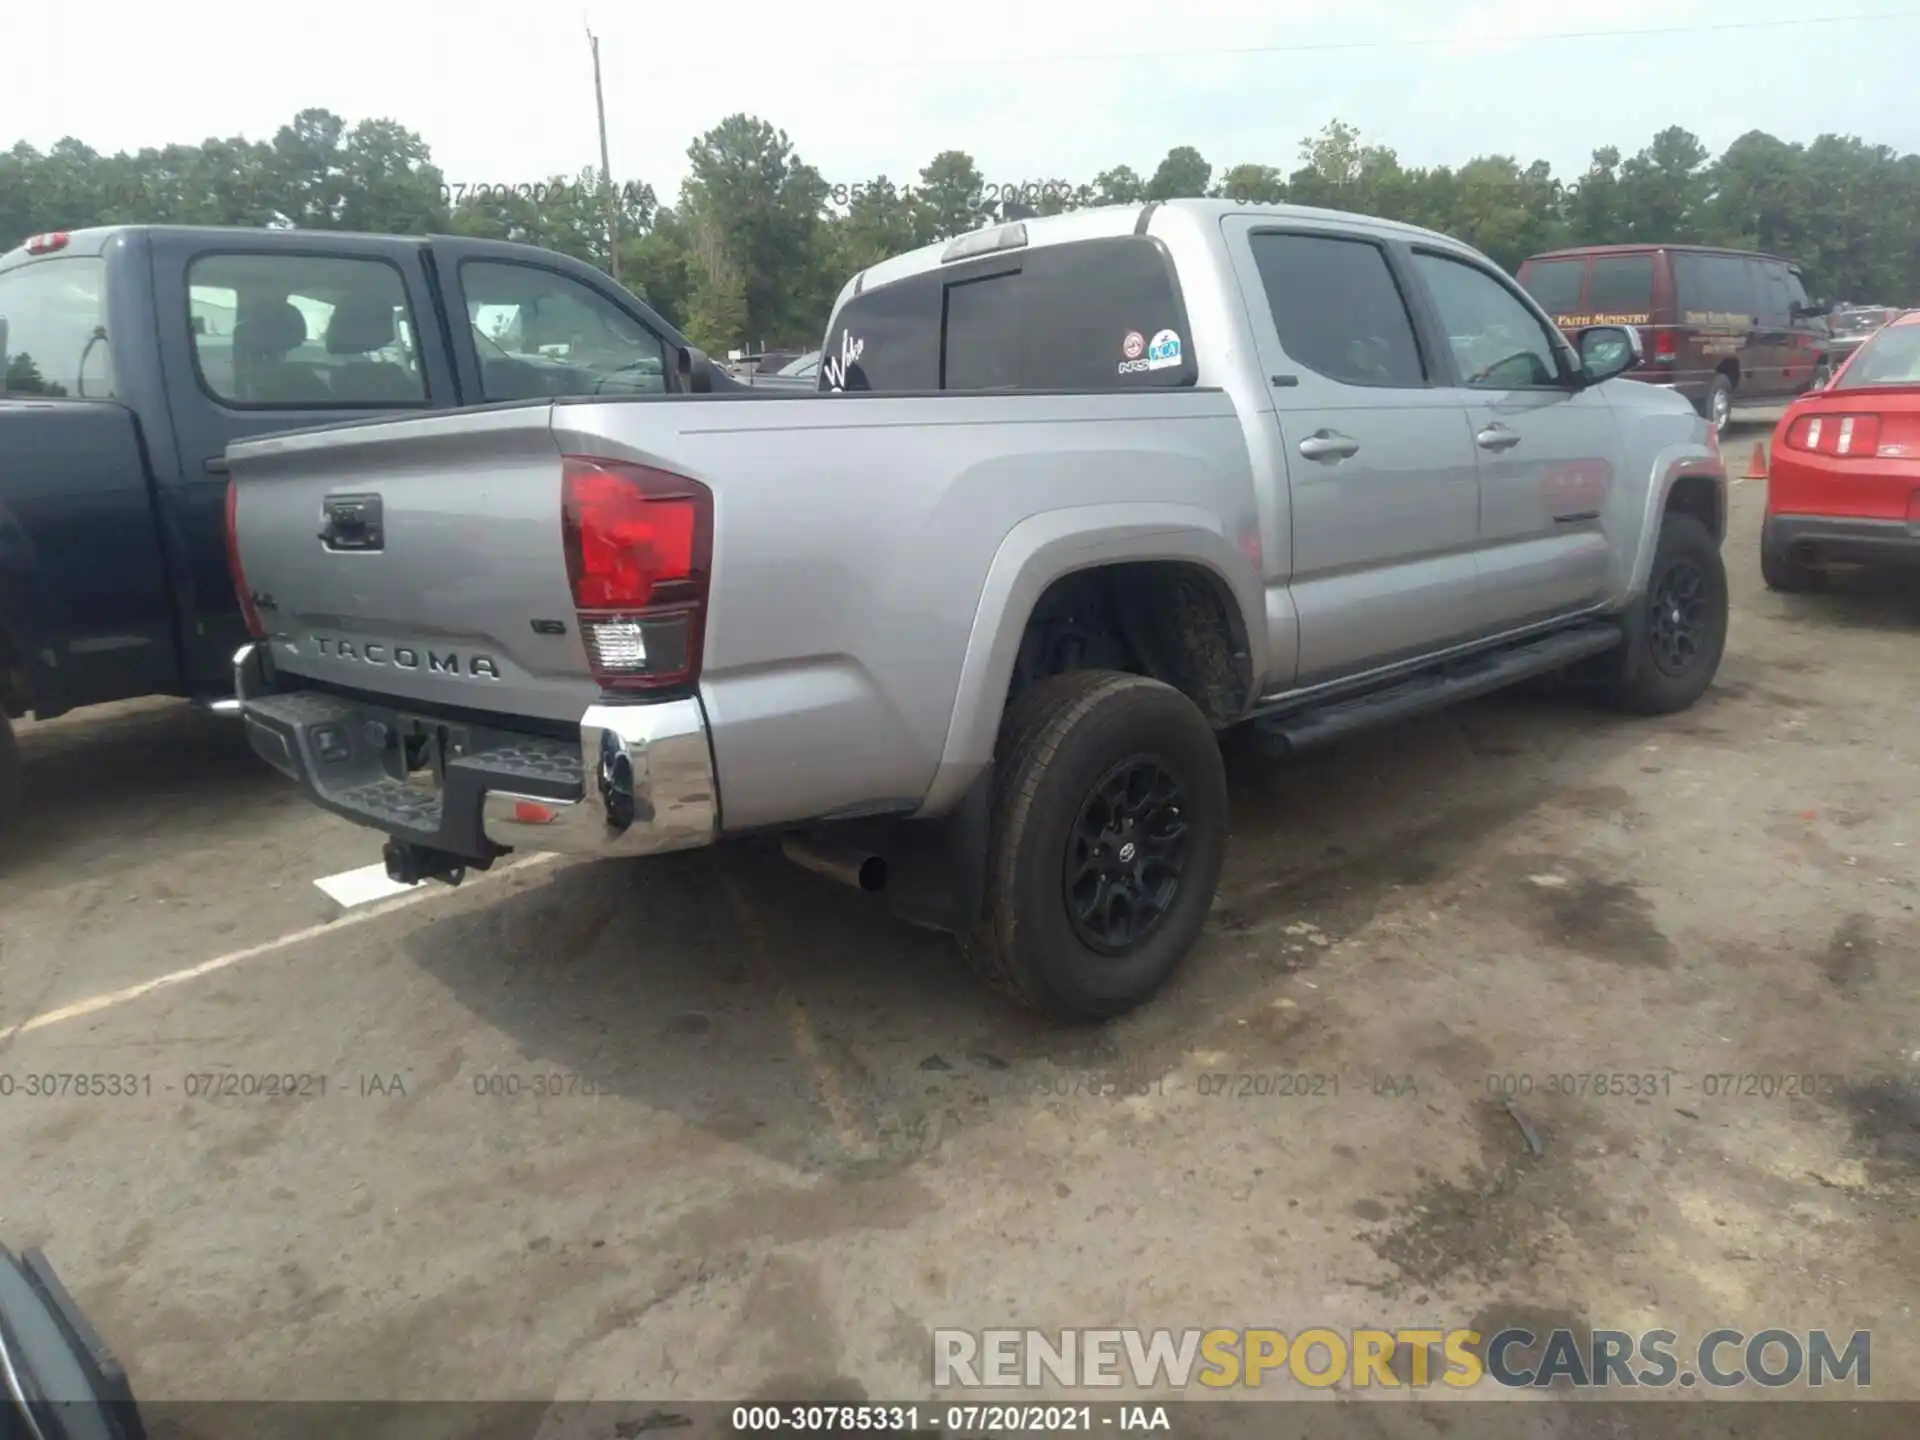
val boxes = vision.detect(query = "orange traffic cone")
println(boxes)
[1744,442,1768,480]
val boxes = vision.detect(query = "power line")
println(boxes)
[673,9,1920,74]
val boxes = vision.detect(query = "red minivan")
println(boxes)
[1516,244,1833,435]
[1761,310,1920,591]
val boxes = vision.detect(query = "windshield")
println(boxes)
[1835,319,1920,387]
[777,351,819,377]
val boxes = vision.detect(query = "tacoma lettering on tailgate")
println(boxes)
[311,637,501,680]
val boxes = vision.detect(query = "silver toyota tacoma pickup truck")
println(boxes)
[226,199,1729,1020]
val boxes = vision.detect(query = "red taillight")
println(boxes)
[1785,413,1884,457]
[225,479,265,639]
[1653,330,1678,362]
[24,231,70,255]
[560,456,712,691]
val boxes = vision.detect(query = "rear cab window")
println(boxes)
[188,252,426,407]
[0,255,115,399]
[821,235,1196,392]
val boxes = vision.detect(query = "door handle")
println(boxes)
[1476,424,1522,452]
[1297,429,1360,462]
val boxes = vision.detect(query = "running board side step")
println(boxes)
[1251,622,1622,755]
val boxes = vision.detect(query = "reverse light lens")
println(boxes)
[561,456,712,690]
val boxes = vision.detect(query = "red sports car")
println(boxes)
[1762,308,1920,591]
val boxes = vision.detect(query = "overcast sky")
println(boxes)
[7,1,1917,201]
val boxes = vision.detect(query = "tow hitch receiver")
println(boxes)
[383,838,490,888]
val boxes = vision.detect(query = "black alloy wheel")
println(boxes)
[1648,558,1712,678]
[1064,756,1190,954]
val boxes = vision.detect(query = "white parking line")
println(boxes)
[0,852,563,1043]
[314,861,421,908]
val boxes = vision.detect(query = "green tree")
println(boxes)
[1615,126,1712,243]
[1146,146,1211,201]
[684,115,832,345]
[1213,163,1285,204]
[917,150,986,240]
[1091,165,1146,205]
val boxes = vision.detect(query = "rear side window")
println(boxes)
[1585,255,1655,318]
[1518,258,1585,316]
[1674,254,1756,324]
[0,256,114,399]
[821,236,1195,392]
[1249,232,1425,388]
[189,253,425,408]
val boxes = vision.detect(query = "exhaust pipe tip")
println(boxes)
[781,835,889,893]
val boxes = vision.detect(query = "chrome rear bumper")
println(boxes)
[233,643,718,861]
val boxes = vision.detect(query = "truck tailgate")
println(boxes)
[227,403,596,725]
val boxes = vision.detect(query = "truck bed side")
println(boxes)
[228,388,1265,830]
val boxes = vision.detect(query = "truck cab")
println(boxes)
[0,223,722,829]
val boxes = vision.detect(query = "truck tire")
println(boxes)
[1596,513,1729,715]
[963,670,1228,1021]
[0,715,19,839]
[1760,518,1819,593]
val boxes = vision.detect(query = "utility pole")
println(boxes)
[585,20,621,281]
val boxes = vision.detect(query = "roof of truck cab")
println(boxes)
[0,224,585,270]
[1522,241,1800,266]
[841,197,1475,304]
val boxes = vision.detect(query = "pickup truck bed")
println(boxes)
[0,222,733,835]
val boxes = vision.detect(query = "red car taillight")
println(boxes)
[560,456,713,691]
[1785,413,1886,457]
[224,479,266,639]
[1652,330,1678,363]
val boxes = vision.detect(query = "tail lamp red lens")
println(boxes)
[1652,330,1677,362]
[1785,413,1886,457]
[225,479,266,639]
[560,456,713,691]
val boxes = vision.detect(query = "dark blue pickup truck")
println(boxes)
[0,223,731,831]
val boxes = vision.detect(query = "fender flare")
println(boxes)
[914,502,1264,817]
[1623,444,1728,602]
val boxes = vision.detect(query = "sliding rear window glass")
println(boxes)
[821,235,1195,392]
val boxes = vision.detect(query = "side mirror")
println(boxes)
[1576,324,1643,385]
[676,344,714,394]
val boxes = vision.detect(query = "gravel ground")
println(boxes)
[1,423,1913,1436]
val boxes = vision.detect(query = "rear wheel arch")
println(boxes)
[918,513,1263,818]
[1008,560,1255,727]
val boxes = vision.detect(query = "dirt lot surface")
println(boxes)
[2,421,1915,1436]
